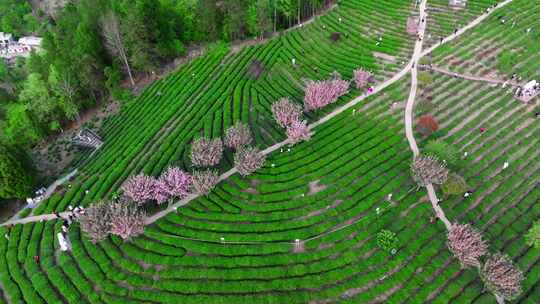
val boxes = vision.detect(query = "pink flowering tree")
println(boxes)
[447,223,488,268]
[304,73,349,111]
[271,97,302,128]
[192,170,219,195]
[152,180,171,205]
[190,137,223,167]
[353,68,372,89]
[411,155,449,187]
[234,147,266,176]
[286,120,311,144]
[407,17,418,35]
[158,167,192,200]
[109,200,146,241]
[481,253,524,301]
[225,122,253,150]
[121,174,157,205]
[79,203,111,243]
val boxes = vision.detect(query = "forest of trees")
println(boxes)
[0,0,334,200]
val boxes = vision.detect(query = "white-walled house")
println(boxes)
[0,32,13,47]
[0,33,42,62]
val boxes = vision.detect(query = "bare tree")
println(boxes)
[100,11,135,87]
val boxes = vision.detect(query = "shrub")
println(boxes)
[286,120,311,144]
[418,72,434,87]
[192,170,219,195]
[121,174,156,205]
[425,139,460,167]
[271,97,302,128]
[480,253,523,301]
[304,73,349,111]
[525,220,540,248]
[234,147,266,176]
[411,155,449,186]
[109,200,145,241]
[376,230,398,254]
[416,114,439,136]
[79,202,111,243]
[224,122,252,150]
[447,223,488,268]
[441,173,468,196]
[190,137,223,167]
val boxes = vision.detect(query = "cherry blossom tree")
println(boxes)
[353,68,372,89]
[481,253,524,301]
[447,223,488,268]
[190,137,223,167]
[411,155,449,186]
[286,120,311,144]
[158,167,192,199]
[416,114,439,136]
[271,97,302,128]
[304,74,350,111]
[234,147,266,176]
[121,174,157,205]
[192,170,219,195]
[152,180,171,205]
[109,200,146,241]
[225,122,253,150]
[79,203,111,243]
[407,17,418,35]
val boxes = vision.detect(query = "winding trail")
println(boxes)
[423,65,519,87]
[1,0,515,228]
[8,169,78,221]
[405,0,452,230]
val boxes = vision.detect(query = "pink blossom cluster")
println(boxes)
[159,167,192,199]
[271,98,302,129]
[191,137,223,167]
[225,122,253,150]
[353,68,372,89]
[121,174,157,205]
[304,75,349,111]
[447,223,488,268]
[109,200,145,240]
[234,147,266,176]
[406,17,419,35]
[122,168,192,205]
[481,253,523,300]
[286,120,311,144]
[192,170,219,195]
[271,97,311,145]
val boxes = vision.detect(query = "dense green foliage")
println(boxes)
[441,173,468,196]
[0,0,39,36]
[0,145,34,199]
[424,139,460,168]
[526,220,540,249]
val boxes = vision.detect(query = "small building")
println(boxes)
[18,36,42,48]
[1,33,42,63]
[0,32,13,47]
[449,0,467,8]
[72,128,103,149]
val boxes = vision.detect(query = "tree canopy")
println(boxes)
[0,145,34,200]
